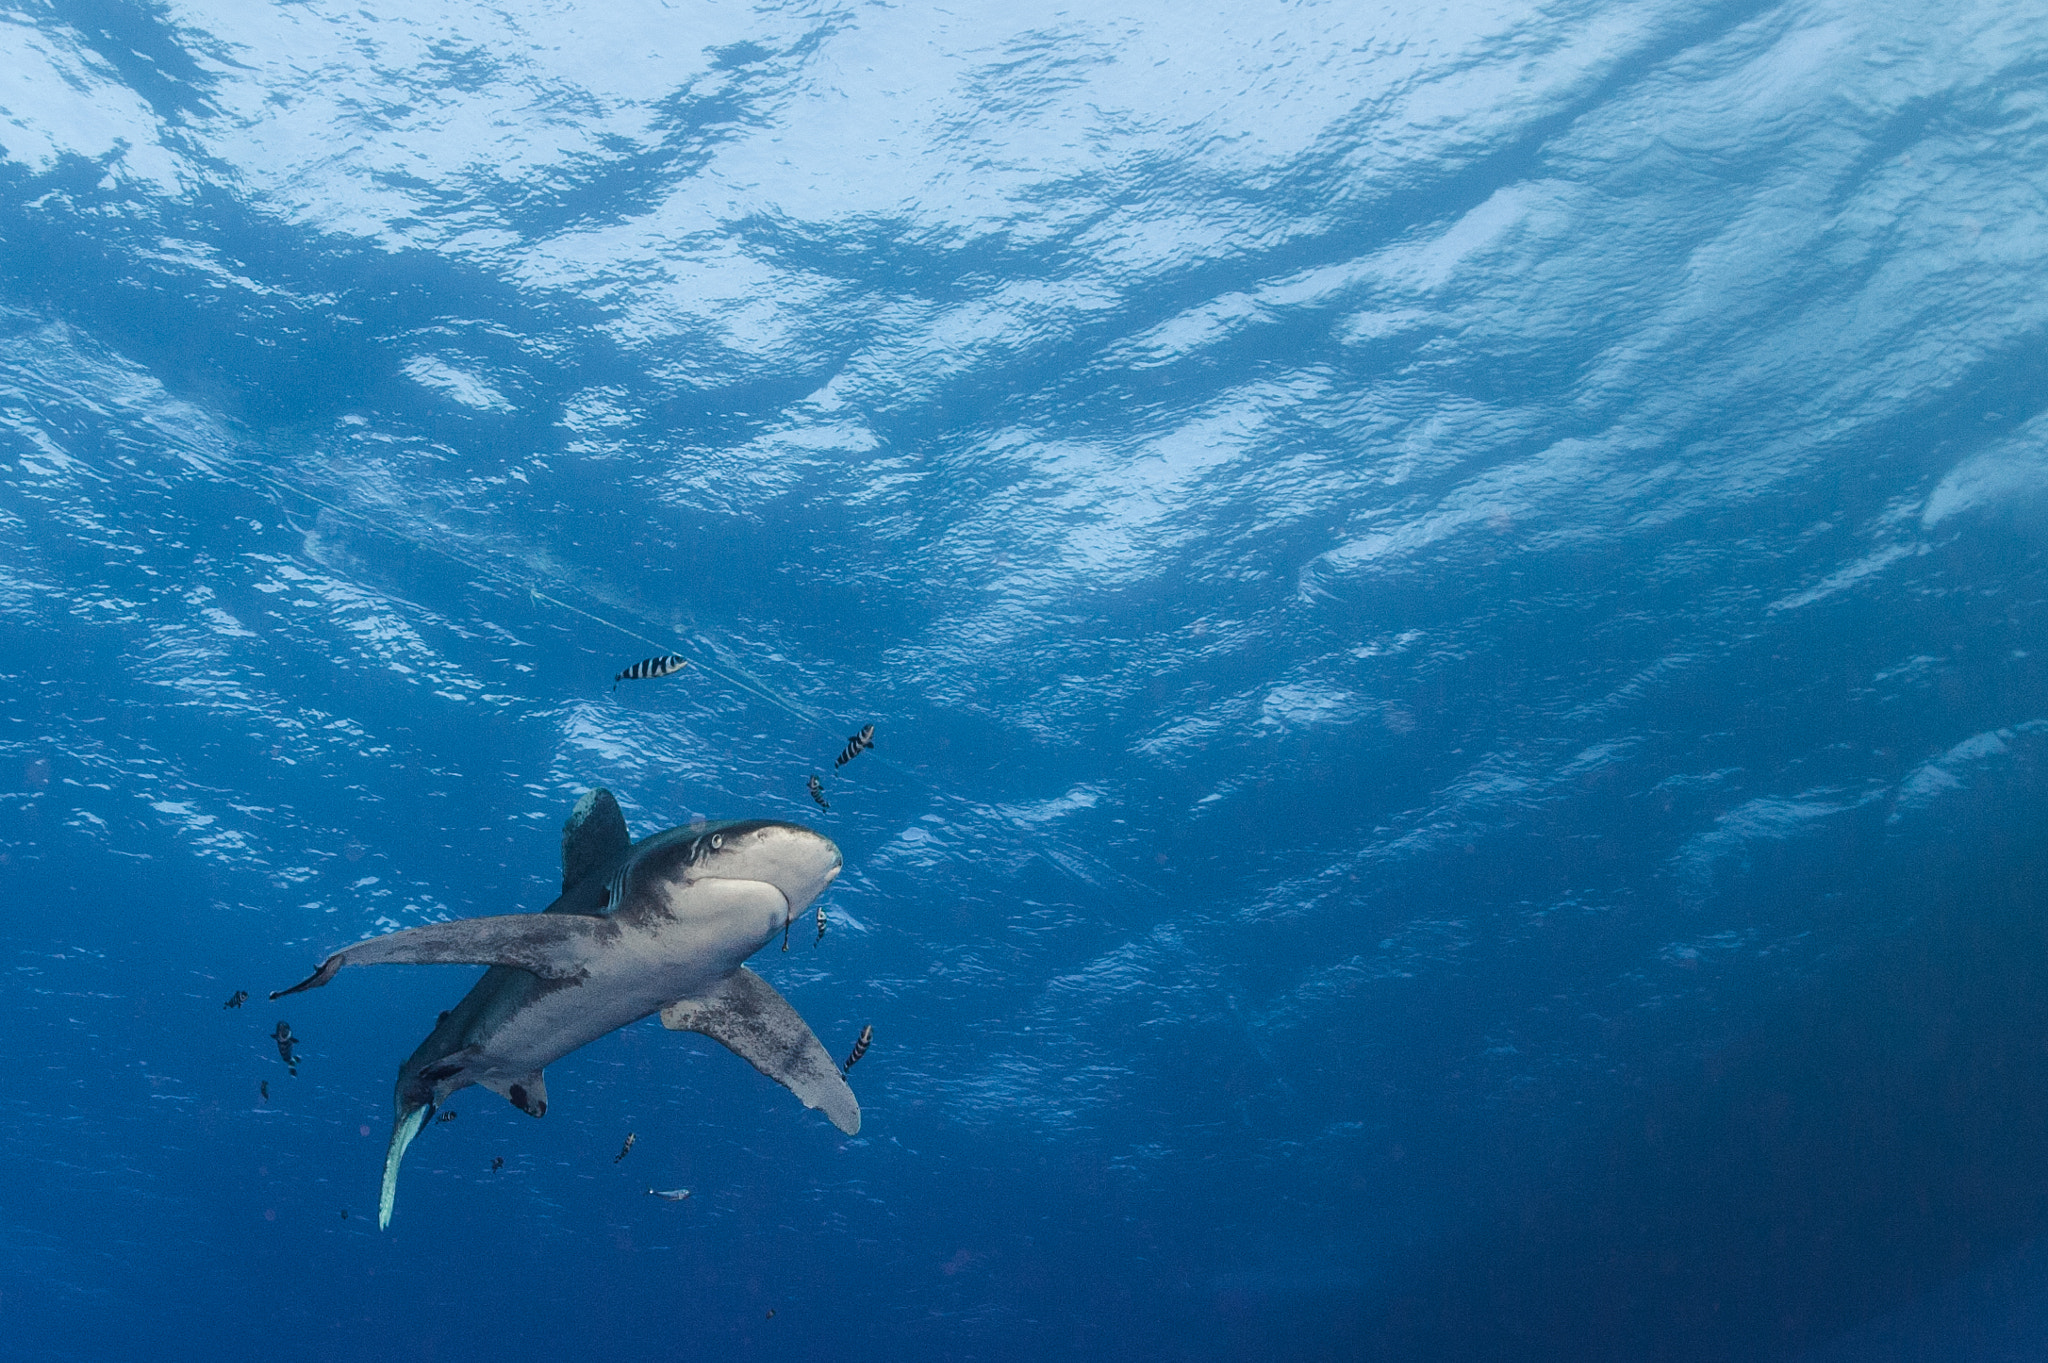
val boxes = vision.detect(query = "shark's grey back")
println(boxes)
[407,790,632,1071]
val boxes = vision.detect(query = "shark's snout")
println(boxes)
[696,821,842,920]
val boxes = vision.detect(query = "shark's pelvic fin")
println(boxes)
[480,1069,549,1117]
[561,788,631,894]
[272,915,615,999]
[661,967,861,1135]
[380,1103,431,1231]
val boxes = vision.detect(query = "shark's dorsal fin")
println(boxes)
[562,788,631,893]
[661,968,860,1135]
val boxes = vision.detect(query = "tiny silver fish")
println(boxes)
[843,1023,872,1074]
[646,1187,691,1201]
[613,653,686,692]
[834,724,875,768]
[614,1131,636,1164]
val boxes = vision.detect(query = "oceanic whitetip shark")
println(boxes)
[272,789,859,1229]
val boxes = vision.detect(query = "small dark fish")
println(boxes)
[340,1208,349,1220]
[843,1023,872,1074]
[272,1021,300,1076]
[646,1187,691,1201]
[765,1310,777,1320]
[259,1081,269,1103]
[834,725,875,769]
[613,653,686,692]
[436,1110,458,1124]
[614,1131,636,1164]
[807,774,829,811]
[781,917,791,952]
[491,1157,504,1172]
[814,904,826,949]
[222,990,248,1009]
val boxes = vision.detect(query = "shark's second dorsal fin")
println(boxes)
[562,789,631,893]
[662,968,861,1135]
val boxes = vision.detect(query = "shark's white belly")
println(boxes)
[466,875,788,1079]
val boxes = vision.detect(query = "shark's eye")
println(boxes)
[710,835,723,849]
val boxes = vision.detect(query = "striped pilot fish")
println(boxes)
[613,653,686,692]
[834,725,875,768]
[807,774,829,811]
[842,1023,872,1074]
[273,1021,301,1076]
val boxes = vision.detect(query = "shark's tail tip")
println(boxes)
[379,1103,430,1233]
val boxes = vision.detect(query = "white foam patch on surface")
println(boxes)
[402,357,513,412]
[1892,720,2048,819]
[1923,413,2048,527]
[0,16,185,188]
[1768,543,1924,613]
[1675,789,1877,893]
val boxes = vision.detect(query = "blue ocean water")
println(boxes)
[4,1,2048,1358]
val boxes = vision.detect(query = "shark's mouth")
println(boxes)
[694,875,795,927]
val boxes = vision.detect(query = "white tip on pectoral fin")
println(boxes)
[379,1103,430,1231]
[662,967,861,1135]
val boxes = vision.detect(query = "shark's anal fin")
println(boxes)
[562,789,631,894]
[271,915,615,999]
[661,968,861,1136]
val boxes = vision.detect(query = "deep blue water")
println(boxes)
[4,1,2048,1358]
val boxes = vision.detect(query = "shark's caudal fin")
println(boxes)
[562,788,631,894]
[379,1103,431,1230]
[661,967,861,1135]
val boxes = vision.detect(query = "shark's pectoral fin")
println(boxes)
[481,1070,549,1117]
[272,915,615,999]
[661,967,860,1136]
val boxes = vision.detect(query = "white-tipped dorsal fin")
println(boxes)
[272,914,614,999]
[562,788,631,893]
[661,967,860,1135]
